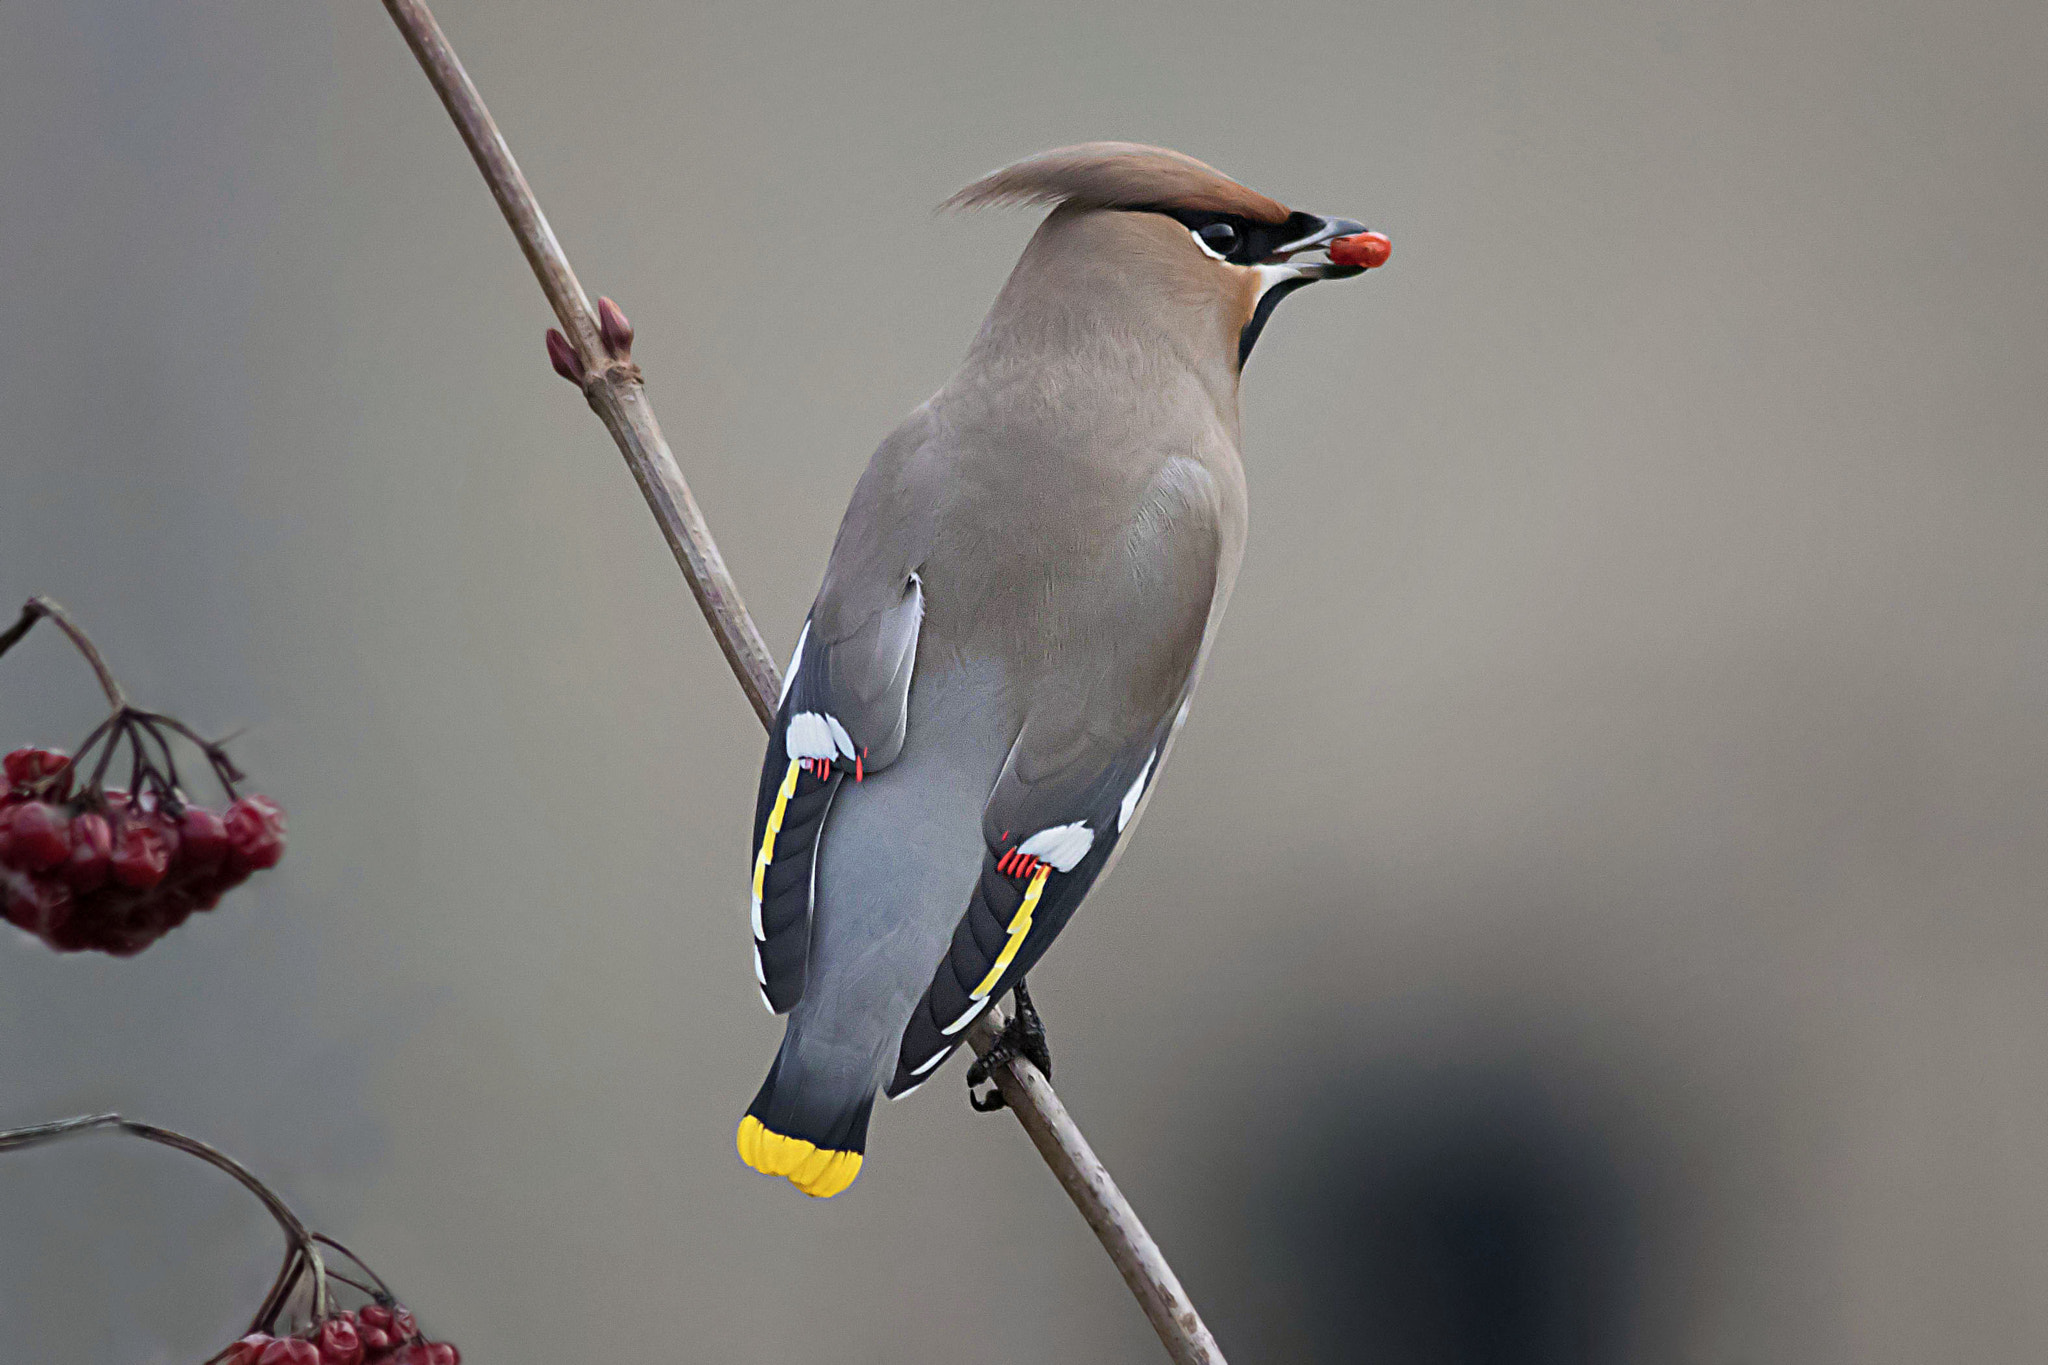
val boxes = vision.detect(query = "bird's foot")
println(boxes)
[967,978,1053,1113]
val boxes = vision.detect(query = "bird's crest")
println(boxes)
[943,142,1291,225]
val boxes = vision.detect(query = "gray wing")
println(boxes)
[749,414,935,1014]
[887,460,1224,1093]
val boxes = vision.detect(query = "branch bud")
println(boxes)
[597,296,635,359]
[544,328,584,385]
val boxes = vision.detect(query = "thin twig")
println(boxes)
[312,1233,397,1303]
[324,1268,382,1299]
[0,1114,329,1328]
[376,5,1226,1361]
[380,0,779,726]
[2,596,128,708]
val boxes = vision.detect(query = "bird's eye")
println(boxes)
[1195,221,1239,257]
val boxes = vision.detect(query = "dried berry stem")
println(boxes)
[1,597,128,709]
[377,5,1225,1361]
[324,1268,382,1299]
[65,707,240,810]
[132,708,249,796]
[313,1233,398,1303]
[0,1114,330,1329]
[0,597,247,805]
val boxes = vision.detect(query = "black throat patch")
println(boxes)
[1239,275,1314,368]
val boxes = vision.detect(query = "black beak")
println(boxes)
[1267,214,1372,279]
[1239,214,1379,367]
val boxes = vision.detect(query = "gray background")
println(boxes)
[2,0,2044,1360]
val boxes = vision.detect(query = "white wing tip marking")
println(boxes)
[1018,821,1095,872]
[759,986,776,1013]
[941,997,989,1035]
[777,620,811,707]
[910,1047,949,1077]
[1117,751,1158,832]
[787,710,858,762]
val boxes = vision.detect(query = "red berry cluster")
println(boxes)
[221,1305,459,1365]
[0,748,284,955]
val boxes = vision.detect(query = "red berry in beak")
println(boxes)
[1329,231,1392,269]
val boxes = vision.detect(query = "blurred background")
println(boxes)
[2,0,2044,1360]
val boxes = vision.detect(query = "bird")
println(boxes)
[737,142,1383,1197]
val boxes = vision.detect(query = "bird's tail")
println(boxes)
[736,1038,875,1198]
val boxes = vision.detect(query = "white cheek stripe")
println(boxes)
[1117,750,1157,832]
[1251,263,1306,303]
[1018,821,1094,872]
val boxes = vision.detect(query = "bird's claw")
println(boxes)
[966,978,1053,1113]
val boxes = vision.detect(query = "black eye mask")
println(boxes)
[1153,208,1327,265]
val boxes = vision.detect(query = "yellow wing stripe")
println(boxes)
[736,1115,863,1198]
[751,758,803,908]
[972,864,1051,998]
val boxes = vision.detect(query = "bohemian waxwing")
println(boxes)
[738,143,1382,1197]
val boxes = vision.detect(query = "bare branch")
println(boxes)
[381,0,780,726]
[377,4,1227,1360]
[967,1009,1227,1364]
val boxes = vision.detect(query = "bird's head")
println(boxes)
[947,142,1386,378]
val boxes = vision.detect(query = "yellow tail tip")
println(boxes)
[737,1115,863,1198]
